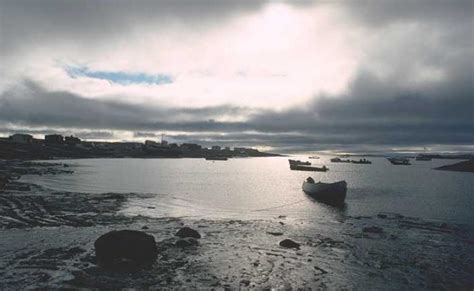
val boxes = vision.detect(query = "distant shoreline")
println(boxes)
[0,136,281,160]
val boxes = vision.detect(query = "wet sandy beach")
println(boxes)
[0,161,473,289]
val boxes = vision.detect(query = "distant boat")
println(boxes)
[415,155,432,161]
[205,156,228,161]
[302,177,347,206]
[351,158,372,164]
[308,156,320,159]
[288,159,311,166]
[388,157,411,165]
[330,157,351,163]
[290,164,328,172]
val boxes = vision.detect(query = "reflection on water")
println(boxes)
[21,157,474,224]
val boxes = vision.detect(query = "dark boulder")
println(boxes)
[175,227,201,239]
[279,239,301,249]
[363,226,383,233]
[94,230,158,270]
[175,238,199,248]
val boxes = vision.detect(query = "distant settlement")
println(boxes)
[0,133,280,160]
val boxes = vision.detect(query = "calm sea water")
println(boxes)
[22,157,474,225]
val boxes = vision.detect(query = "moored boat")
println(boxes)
[288,159,311,166]
[302,177,347,206]
[351,158,372,164]
[330,157,351,163]
[308,156,320,159]
[388,157,410,165]
[290,164,328,172]
[205,156,228,161]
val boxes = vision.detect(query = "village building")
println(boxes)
[9,133,33,144]
[45,134,64,145]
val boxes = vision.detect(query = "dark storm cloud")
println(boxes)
[1,70,472,150]
[0,0,265,54]
[248,66,473,146]
[0,127,115,140]
[0,80,250,132]
[344,0,473,26]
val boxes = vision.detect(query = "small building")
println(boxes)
[45,134,64,145]
[145,140,158,146]
[9,133,33,144]
[65,135,81,145]
[144,140,169,149]
[180,143,202,151]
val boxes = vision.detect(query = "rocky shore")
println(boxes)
[435,159,474,173]
[0,161,473,289]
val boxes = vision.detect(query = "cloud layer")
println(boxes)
[0,0,472,152]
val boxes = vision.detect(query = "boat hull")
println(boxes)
[288,159,311,166]
[290,165,328,172]
[302,181,347,206]
[388,158,410,165]
[330,158,350,163]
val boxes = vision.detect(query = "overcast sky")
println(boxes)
[0,0,473,153]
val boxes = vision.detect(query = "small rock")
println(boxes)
[175,227,201,239]
[279,221,285,225]
[175,238,198,248]
[363,226,383,233]
[279,239,301,249]
[142,225,149,230]
[377,214,387,219]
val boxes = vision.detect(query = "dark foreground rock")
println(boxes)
[279,239,301,249]
[175,227,201,239]
[435,159,474,173]
[94,230,158,269]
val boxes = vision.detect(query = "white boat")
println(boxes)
[302,178,347,206]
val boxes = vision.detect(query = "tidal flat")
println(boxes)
[0,160,473,289]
